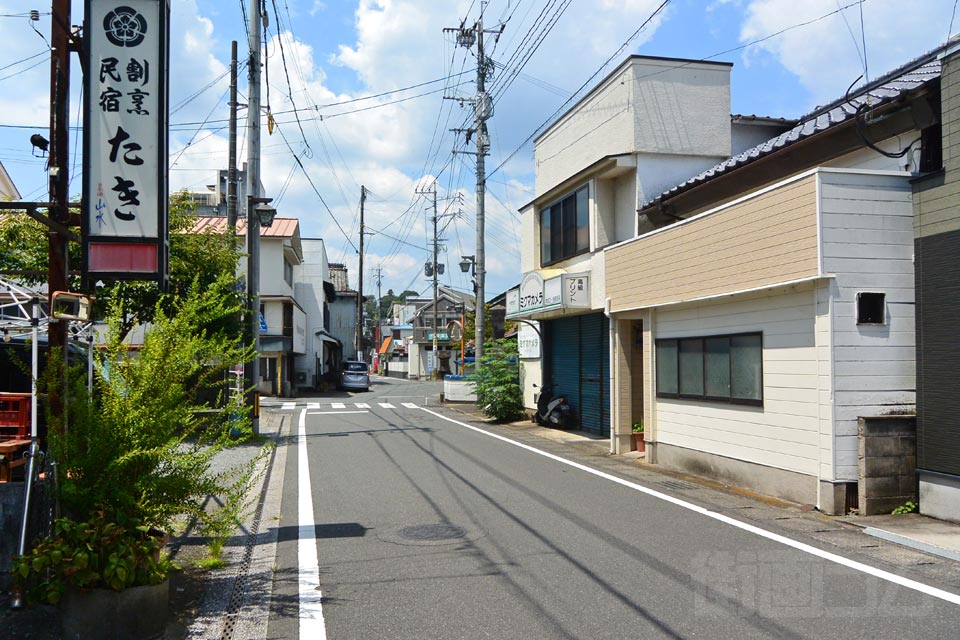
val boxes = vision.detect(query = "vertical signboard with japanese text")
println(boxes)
[84,0,169,283]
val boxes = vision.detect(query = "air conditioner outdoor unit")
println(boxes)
[295,371,308,384]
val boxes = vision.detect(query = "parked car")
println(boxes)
[340,361,370,392]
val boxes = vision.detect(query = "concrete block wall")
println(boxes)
[858,415,917,515]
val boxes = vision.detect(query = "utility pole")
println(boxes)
[48,0,72,368]
[246,0,264,435]
[446,3,496,366]
[373,264,383,345]
[431,187,439,376]
[227,40,238,231]
[474,11,488,366]
[357,185,366,360]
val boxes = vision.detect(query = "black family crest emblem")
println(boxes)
[103,6,147,48]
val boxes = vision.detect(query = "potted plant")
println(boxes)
[631,422,645,453]
[12,509,173,638]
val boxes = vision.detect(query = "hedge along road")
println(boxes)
[267,383,960,639]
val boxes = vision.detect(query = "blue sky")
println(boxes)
[0,0,956,303]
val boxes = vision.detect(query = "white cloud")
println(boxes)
[739,0,955,107]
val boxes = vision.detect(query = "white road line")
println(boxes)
[297,409,327,638]
[331,403,346,409]
[307,403,320,410]
[281,402,296,411]
[378,402,395,409]
[418,406,960,608]
[401,402,419,409]
[355,403,370,409]
[307,410,369,415]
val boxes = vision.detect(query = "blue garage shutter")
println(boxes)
[548,316,580,428]
[548,314,609,436]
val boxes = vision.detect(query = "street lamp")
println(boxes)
[459,255,475,275]
[254,201,276,228]
[246,195,273,435]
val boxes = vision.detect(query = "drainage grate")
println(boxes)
[657,480,699,491]
[398,523,467,542]
[220,430,280,640]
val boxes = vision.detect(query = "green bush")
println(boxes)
[43,275,264,533]
[472,339,525,422]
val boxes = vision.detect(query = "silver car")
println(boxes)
[340,361,370,391]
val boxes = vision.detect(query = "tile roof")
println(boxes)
[189,215,300,238]
[645,42,947,209]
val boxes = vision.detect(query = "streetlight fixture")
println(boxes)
[459,255,475,274]
[254,201,276,228]
[246,195,273,435]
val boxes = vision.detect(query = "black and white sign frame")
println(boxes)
[82,0,169,285]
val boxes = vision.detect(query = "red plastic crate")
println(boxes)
[0,393,31,439]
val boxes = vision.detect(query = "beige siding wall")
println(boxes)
[915,51,960,237]
[607,174,819,311]
[652,285,821,476]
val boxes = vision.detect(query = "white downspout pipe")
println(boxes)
[605,297,615,455]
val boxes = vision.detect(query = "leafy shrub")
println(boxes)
[43,276,261,532]
[12,510,173,604]
[472,339,525,422]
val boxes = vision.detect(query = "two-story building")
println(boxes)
[192,215,307,398]
[408,287,475,378]
[601,46,944,514]
[510,55,792,436]
[295,238,341,391]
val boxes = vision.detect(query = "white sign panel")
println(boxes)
[506,289,519,316]
[84,0,168,279]
[518,272,544,314]
[543,276,562,309]
[563,274,590,308]
[518,322,541,359]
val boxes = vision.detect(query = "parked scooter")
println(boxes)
[532,384,571,427]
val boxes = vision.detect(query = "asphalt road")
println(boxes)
[267,377,960,639]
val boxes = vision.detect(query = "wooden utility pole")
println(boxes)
[48,0,72,362]
[356,185,366,359]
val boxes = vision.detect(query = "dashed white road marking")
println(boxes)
[298,409,327,638]
[418,406,960,608]
[378,402,395,409]
[355,403,370,409]
[402,402,419,409]
[281,402,296,411]
[331,402,346,409]
[307,403,320,410]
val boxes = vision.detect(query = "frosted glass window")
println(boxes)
[656,333,762,406]
[656,339,678,395]
[679,339,704,396]
[705,337,730,398]
[730,334,762,401]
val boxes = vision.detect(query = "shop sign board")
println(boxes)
[563,274,590,308]
[518,322,541,359]
[543,276,562,309]
[84,0,169,283]
[518,272,544,313]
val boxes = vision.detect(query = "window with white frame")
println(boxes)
[655,333,763,406]
[540,185,589,266]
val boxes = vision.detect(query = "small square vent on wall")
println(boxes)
[857,292,886,325]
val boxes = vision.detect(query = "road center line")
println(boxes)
[298,409,327,638]
[418,406,960,608]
